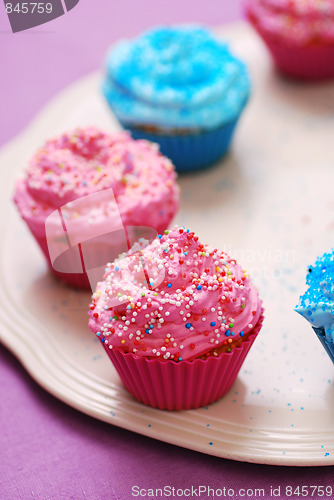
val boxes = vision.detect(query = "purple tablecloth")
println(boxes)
[1,2,333,499]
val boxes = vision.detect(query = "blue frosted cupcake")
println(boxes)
[102,25,251,172]
[295,250,334,364]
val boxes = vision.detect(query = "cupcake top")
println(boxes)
[14,127,179,233]
[102,25,250,130]
[245,0,334,46]
[296,250,334,342]
[89,226,262,362]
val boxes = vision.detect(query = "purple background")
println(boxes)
[1,1,333,498]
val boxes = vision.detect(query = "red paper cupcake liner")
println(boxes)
[103,312,264,410]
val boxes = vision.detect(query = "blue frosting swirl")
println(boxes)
[296,250,334,342]
[102,25,251,130]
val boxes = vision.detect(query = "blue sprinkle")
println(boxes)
[148,424,151,427]
[145,329,150,334]
[101,337,105,343]
[178,357,183,361]
[325,453,329,457]
[185,323,191,329]
[158,234,162,239]
[184,251,188,255]
[210,321,216,327]
[96,332,101,336]
[231,331,234,336]
[168,283,172,288]
[225,330,230,337]
[240,331,244,337]
[197,285,202,290]
[115,266,120,271]
[150,324,154,329]
[209,442,213,445]
[186,229,190,233]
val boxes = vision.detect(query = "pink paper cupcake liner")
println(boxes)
[27,223,144,290]
[252,22,334,80]
[31,224,114,289]
[264,38,334,80]
[103,312,264,410]
[32,231,91,288]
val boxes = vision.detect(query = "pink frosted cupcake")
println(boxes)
[89,226,264,410]
[13,127,180,289]
[245,0,334,80]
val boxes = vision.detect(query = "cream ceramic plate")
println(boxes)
[2,23,334,466]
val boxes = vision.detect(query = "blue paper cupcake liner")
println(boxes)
[124,117,240,173]
[313,327,334,364]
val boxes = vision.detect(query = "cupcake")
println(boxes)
[13,127,180,289]
[89,226,264,410]
[245,0,334,80]
[102,25,251,172]
[296,250,334,364]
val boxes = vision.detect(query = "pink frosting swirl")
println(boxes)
[14,127,180,234]
[246,0,334,46]
[89,226,262,362]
